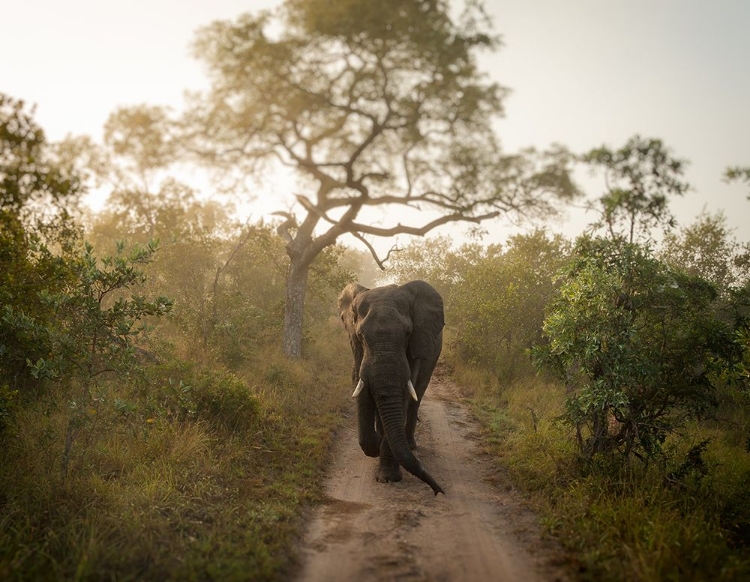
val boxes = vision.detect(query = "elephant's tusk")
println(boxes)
[352,379,364,398]
[407,380,418,402]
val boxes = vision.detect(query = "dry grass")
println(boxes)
[0,322,352,581]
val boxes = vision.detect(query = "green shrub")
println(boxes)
[138,356,260,433]
[534,237,736,462]
[1,94,84,397]
[192,370,261,432]
[449,231,570,381]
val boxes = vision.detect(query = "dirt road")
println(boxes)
[294,374,571,582]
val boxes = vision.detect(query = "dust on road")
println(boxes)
[294,373,571,582]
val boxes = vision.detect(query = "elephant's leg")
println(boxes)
[376,433,403,483]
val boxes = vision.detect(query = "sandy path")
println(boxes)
[294,373,571,582]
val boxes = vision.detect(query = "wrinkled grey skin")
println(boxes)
[338,280,444,495]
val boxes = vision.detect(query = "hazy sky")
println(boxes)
[2,0,749,244]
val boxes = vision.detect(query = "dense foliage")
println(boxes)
[0,95,172,425]
[450,231,569,380]
[384,230,570,380]
[535,236,738,461]
[0,94,354,581]
[0,94,83,400]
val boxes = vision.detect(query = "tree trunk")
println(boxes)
[282,257,310,358]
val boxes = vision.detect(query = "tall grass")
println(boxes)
[0,318,352,581]
[449,356,750,581]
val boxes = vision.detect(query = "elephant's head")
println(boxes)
[338,280,444,495]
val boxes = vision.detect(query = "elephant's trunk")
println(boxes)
[377,394,444,495]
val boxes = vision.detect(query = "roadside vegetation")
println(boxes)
[387,139,750,581]
[0,95,353,581]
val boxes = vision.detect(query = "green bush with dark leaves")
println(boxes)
[535,236,737,462]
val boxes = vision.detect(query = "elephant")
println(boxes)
[338,280,445,495]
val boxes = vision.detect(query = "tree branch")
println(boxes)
[348,231,388,269]
[350,210,501,237]
[272,211,296,243]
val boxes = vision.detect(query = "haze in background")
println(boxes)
[2,0,748,243]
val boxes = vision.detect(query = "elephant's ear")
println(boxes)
[338,282,368,335]
[402,280,445,360]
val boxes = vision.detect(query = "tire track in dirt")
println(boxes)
[294,373,571,582]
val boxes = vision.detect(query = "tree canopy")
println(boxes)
[583,136,689,244]
[184,0,578,356]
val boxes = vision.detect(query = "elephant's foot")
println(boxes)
[375,464,403,483]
